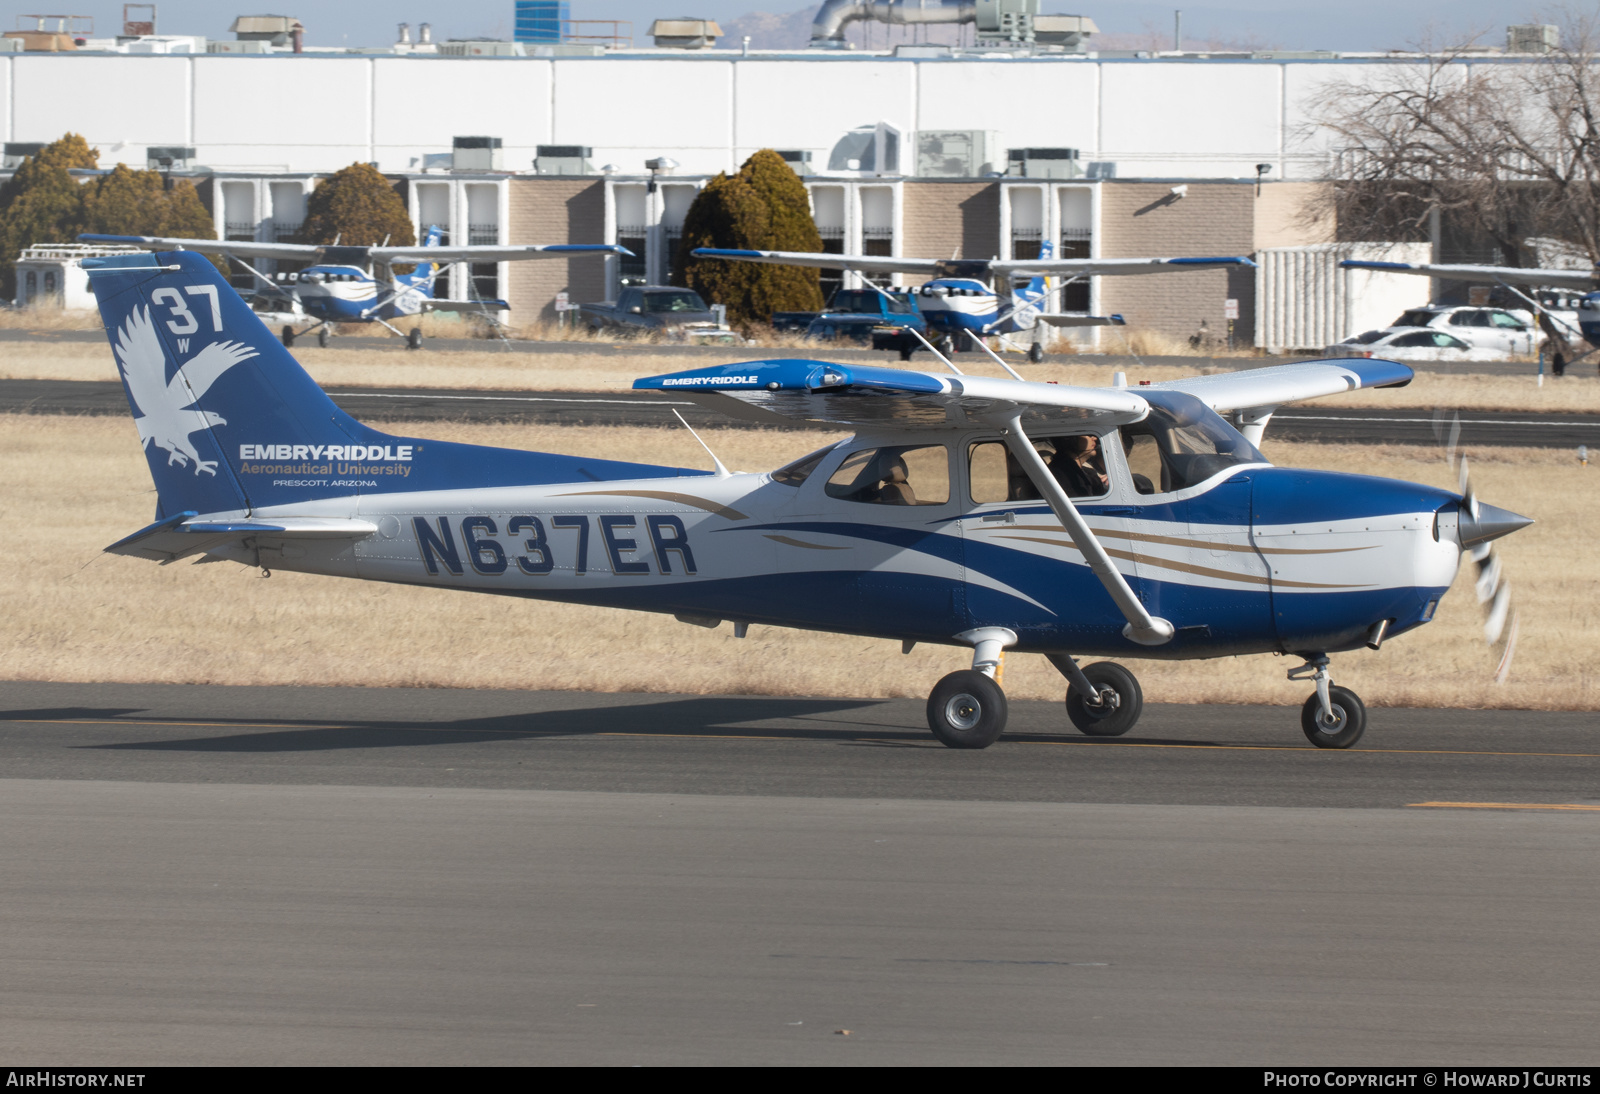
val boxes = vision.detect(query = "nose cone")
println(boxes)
[1460,501,1534,549]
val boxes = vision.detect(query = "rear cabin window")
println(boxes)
[771,446,834,487]
[825,445,949,506]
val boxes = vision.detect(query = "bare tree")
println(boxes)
[1311,14,1600,265]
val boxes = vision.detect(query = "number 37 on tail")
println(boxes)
[88,252,1531,750]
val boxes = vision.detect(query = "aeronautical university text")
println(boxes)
[240,444,412,461]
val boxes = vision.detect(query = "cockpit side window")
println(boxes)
[825,444,950,506]
[1118,391,1265,494]
[967,434,1109,503]
[771,445,834,487]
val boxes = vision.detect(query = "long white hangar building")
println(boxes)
[0,37,1542,346]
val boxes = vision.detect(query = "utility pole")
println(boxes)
[1174,10,1182,51]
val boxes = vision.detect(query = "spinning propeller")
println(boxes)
[1434,410,1530,683]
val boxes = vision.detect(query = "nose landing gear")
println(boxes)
[1290,655,1367,748]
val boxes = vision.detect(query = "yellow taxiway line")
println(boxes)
[1407,801,1600,812]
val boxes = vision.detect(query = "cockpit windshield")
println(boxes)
[1118,390,1266,495]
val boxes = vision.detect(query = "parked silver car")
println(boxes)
[1387,305,1535,355]
[1325,326,1510,362]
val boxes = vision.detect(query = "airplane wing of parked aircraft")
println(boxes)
[1339,259,1600,292]
[692,246,1254,360]
[693,248,1254,280]
[82,249,1531,753]
[81,230,631,349]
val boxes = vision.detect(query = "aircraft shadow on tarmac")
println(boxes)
[1,696,951,753]
[0,698,1262,754]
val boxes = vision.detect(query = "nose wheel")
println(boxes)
[1290,656,1367,748]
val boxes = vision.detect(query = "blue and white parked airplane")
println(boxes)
[81,227,630,349]
[86,250,1531,749]
[693,241,1255,360]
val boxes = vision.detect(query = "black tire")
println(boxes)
[898,341,914,362]
[926,670,1007,749]
[1028,341,1045,363]
[281,325,295,348]
[1300,685,1366,749]
[1065,661,1144,736]
[317,326,330,348]
[407,327,423,350]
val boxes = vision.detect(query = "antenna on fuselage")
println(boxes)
[672,409,732,478]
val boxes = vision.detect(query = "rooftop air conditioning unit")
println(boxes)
[535,145,594,175]
[1008,147,1082,179]
[1085,161,1117,179]
[207,38,270,52]
[440,39,524,56]
[917,130,998,178]
[648,19,721,49]
[147,146,197,170]
[453,136,503,171]
[776,150,813,176]
[1507,24,1559,53]
[4,142,45,169]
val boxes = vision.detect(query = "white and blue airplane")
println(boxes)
[85,249,1531,749]
[1340,257,1600,360]
[81,227,630,349]
[693,241,1255,360]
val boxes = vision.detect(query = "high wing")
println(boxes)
[1148,357,1413,444]
[634,358,1149,431]
[693,248,1255,282]
[1339,259,1600,292]
[81,233,632,263]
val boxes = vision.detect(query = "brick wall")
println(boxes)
[1253,181,1332,250]
[1098,181,1256,347]
[506,177,607,323]
[901,181,1001,263]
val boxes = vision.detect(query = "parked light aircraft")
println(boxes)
[693,241,1255,360]
[80,228,629,349]
[86,250,1532,749]
[1341,257,1600,367]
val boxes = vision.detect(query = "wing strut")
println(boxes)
[1001,414,1175,647]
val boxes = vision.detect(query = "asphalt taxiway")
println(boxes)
[2,681,1597,1065]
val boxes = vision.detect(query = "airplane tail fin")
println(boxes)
[1019,238,1053,306]
[86,250,694,520]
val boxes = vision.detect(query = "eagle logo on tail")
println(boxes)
[113,305,259,476]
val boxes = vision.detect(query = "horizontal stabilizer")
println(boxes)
[1037,313,1126,327]
[107,512,378,563]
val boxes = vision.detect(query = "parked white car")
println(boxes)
[1387,305,1535,355]
[1324,326,1511,362]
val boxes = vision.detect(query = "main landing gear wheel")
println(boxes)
[281,325,296,348]
[927,670,1008,749]
[899,341,915,362]
[1301,685,1367,749]
[317,326,331,348]
[1028,341,1045,363]
[407,327,423,350]
[1065,661,1144,736]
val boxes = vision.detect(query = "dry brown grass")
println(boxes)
[1,414,1593,709]
[0,306,103,331]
